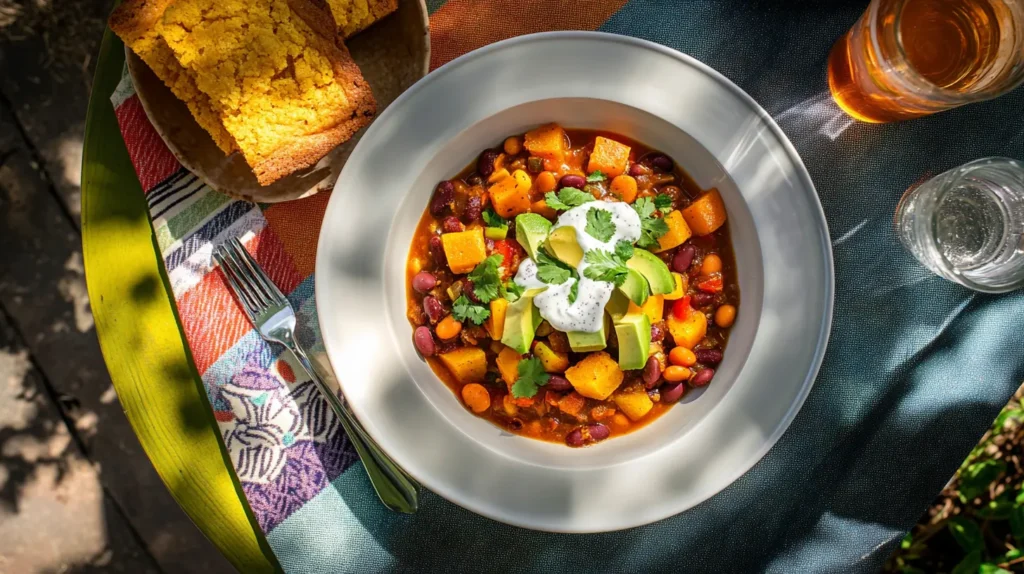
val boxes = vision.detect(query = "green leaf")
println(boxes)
[467,254,504,303]
[994,408,1024,431]
[511,357,550,398]
[582,248,631,286]
[948,516,984,553]
[960,459,1006,502]
[586,170,607,183]
[452,295,490,325]
[951,550,981,574]
[585,208,616,242]
[545,187,595,211]
[1010,504,1024,542]
[633,196,670,249]
[900,532,913,550]
[615,240,634,261]
[535,250,572,285]
[504,280,524,302]
[568,280,579,304]
[482,208,507,228]
[997,548,1023,562]
[976,497,1014,520]
[653,193,673,213]
[979,563,1013,574]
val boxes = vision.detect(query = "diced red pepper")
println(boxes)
[697,275,723,293]
[491,239,524,279]
[672,296,692,320]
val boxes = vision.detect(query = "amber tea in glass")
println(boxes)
[828,0,1024,122]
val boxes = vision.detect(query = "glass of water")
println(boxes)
[895,157,1024,292]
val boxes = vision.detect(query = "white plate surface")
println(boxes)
[315,32,833,532]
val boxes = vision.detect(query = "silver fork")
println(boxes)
[214,238,419,513]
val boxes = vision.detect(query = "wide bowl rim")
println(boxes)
[315,30,834,532]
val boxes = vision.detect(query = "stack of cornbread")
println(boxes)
[109,0,397,186]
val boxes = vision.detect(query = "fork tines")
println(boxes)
[213,238,287,317]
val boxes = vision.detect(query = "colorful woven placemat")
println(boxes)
[110,1,1024,572]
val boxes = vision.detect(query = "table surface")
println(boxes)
[83,3,1024,572]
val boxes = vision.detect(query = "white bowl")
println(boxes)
[316,31,833,532]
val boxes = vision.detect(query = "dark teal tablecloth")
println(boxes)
[271,2,1024,572]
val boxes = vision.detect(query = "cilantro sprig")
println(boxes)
[504,280,524,302]
[653,193,673,213]
[585,207,616,242]
[568,280,580,305]
[511,356,550,398]
[586,170,607,183]
[482,208,507,228]
[467,254,503,303]
[535,249,577,285]
[452,295,489,325]
[582,240,634,286]
[545,187,594,211]
[633,196,671,249]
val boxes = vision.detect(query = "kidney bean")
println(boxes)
[695,349,723,365]
[547,331,570,353]
[442,216,464,233]
[559,174,586,189]
[430,181,455,216]
[423,296,444,323]
[588,424,610,442]
[478,149,500,178]
[462,280,481,303]
[691,368,715,387]
[647,153,674,172]
[690,292,715,307]
[463,196,483,223]
[661,382,685,403]
[546,375,571,392]
[628,163,647,177]
[643,356,662,389]
[672,245,696,273]
[412,272,436,293]
[565,428,584,447]
[428,235,447,267]
[650,323,665,342]
[413,326,436,357]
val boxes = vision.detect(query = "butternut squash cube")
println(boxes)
[441,228,487,274]
[663,272,688,300]
[438,347,488,384]
[613,389,654,421]
[667,309,707,350]
[564,351,624,400]
[496,346,522,386]
[652,210,693,252]
[681,189,728,236]
[485,298,509,340]
[629,294,665,323]
[533,341,569,373]
[587,136,631,178]
[488,169,532,218]
[524,123,567,162]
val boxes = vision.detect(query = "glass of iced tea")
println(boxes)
[828,0,1024,122]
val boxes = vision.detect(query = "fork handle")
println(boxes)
[284,338,420,514]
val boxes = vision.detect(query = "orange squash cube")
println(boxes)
[681,189,728,236]
[438,347,488,384]
[441,228,487,274]
[488,169,532,218]
[587,136,631,178]
[652,210,693,252]
[496,346,522,386]
[485,298,509,340]
[564,351,624,400]
[524,123,568,162]
[667,308,707,350]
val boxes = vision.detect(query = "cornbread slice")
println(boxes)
[108,0,238,154]
[322,0,398,38]
[159,0,376,185]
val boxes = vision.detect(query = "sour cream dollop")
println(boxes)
[512,201,641,333]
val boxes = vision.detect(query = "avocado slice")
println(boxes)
[568,314,610,352]
[605,289,631,322]
[515,214,552,260]
[500,291,542,354]
[627,249,675,295]
[618,268,649,306]
[614,312,652,370]
[545,226,583,267]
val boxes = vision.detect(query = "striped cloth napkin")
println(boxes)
[110,1,1024,572]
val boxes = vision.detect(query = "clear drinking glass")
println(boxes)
[828,0,1024,122]
[896,157,1024,292]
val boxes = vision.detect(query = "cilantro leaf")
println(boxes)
[568,279,579,304]
[467,254,503,303]
[545,187,595,211]
[653,193,674,213]
[585,208,616,242]
[452,295,490,325]
[582,248,631,286]
[586,170,607,183]
[504,280,524,302]
[535,249,573,285]
[633,197,670,249]
[482,208,507,228]
[511,357,550,398]
[615,240,634,261]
